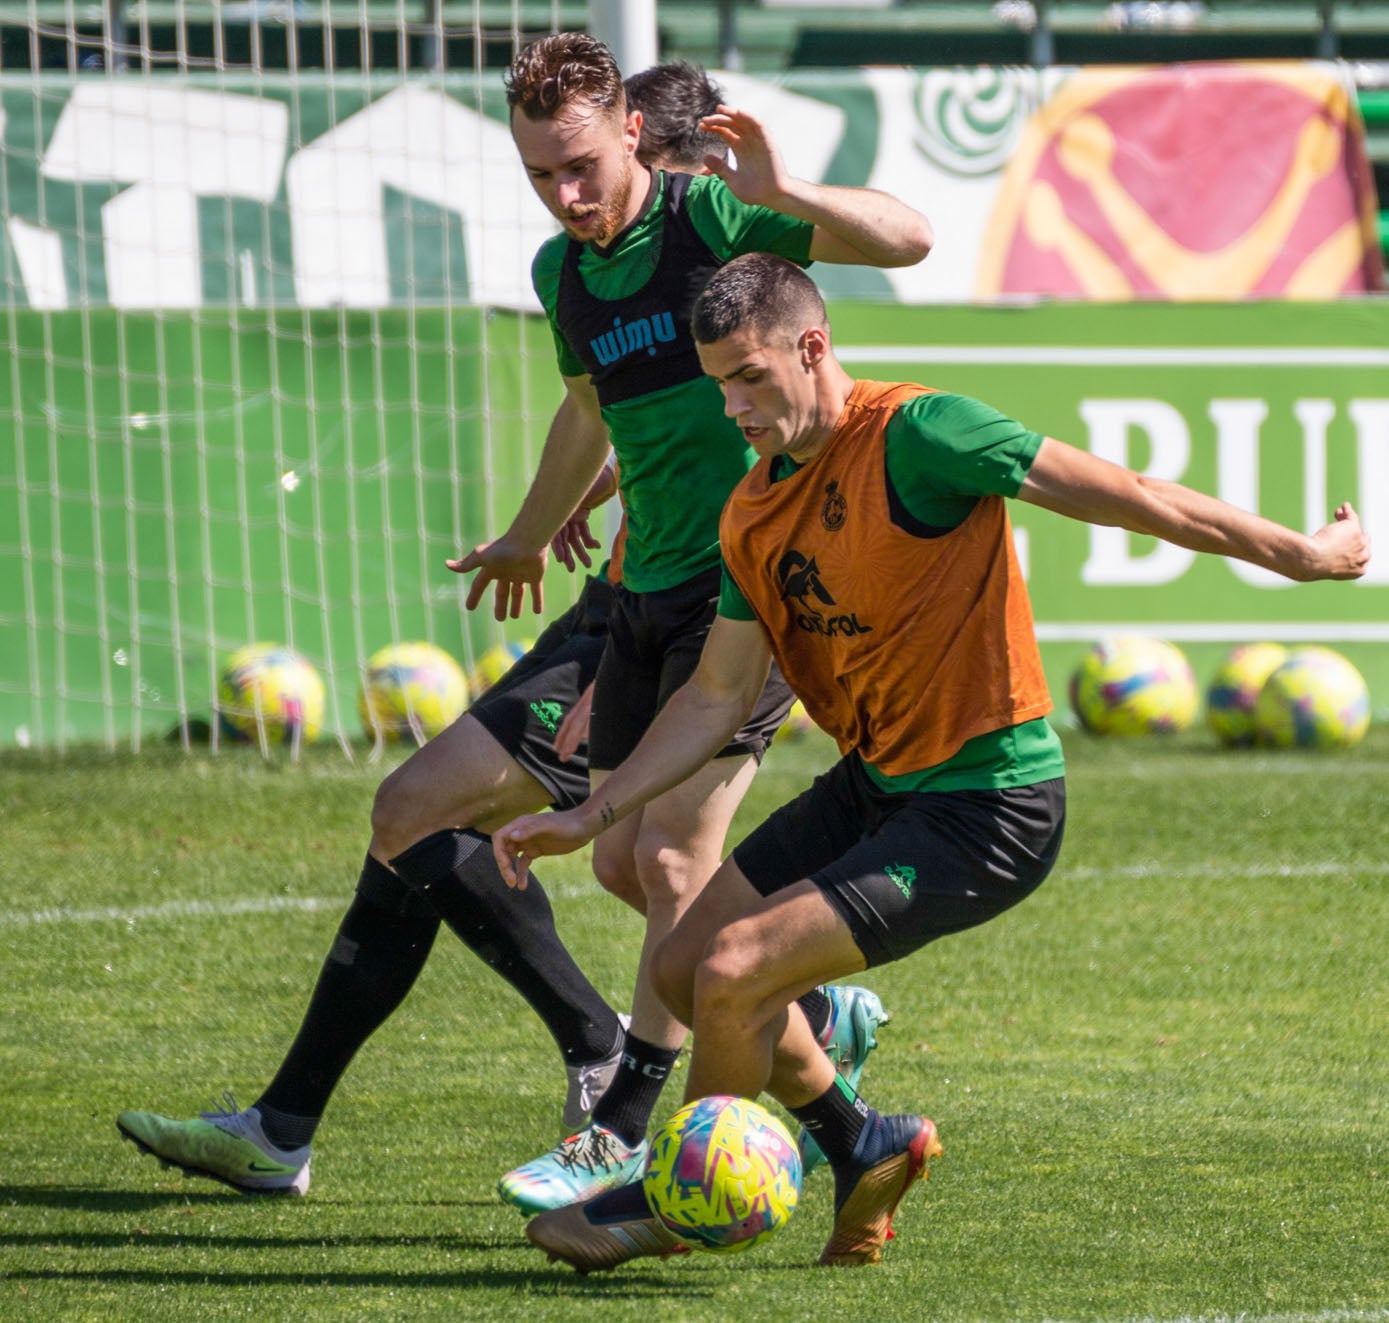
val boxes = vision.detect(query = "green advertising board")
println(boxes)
[827,300,1389,708]
[3,299,1387,748]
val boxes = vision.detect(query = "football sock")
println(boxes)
[255,855,440,1140]
[788,1075,871,1170]
[390,828,622,1065]
[796,987,833,1042]
[255,1102,318,1151]
[591,1031,680,1147]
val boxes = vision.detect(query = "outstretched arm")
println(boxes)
[700,106,933,268]
[447,373,611,619]
[493,616,773,886]
[1018,437,1371,582]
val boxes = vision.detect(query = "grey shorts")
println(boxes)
[733,753,1065,967]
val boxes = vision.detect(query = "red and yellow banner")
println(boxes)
[978,63,1385,300]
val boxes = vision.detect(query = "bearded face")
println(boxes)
[513,102,643,247]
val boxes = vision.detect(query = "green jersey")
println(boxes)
[534,170,814,592]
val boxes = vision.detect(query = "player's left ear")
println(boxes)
[799,325,829,368]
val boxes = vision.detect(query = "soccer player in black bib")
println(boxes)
[452,33,933,1212]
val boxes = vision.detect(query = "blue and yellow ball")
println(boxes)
[1205,642,1289,747]
[217,643,324,745]
[1252,646,1370,749]
[1069,635,1198,736]
[642,1094,802,1254]
[358,642,469,745]
[469,639,534,699]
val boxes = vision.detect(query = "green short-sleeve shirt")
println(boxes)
[534,172,815,592]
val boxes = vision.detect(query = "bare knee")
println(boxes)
[591,845,646,913]
[370,764,442,861]
[632,831,716,913]
[692,926,768,1023]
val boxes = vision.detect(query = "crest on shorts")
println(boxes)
[821,480,847,531]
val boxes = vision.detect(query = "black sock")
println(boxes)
[789,1076,872,1170]
[797,987,833,1042]
[255,855,440,1142]
[390,828,621,1065]
[591,1031,680,1146]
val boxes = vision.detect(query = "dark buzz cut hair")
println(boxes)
[505,31,625,121]
[624,61,728,171]
[692,253,828,347]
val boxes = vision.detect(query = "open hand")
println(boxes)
[550,513,602,572]
[699,105,792,209]
[447,539,547,619]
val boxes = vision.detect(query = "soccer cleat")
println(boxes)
[562,1013,630,1132]
[498,1123,648,1215]
[801,984,891,1176]
[819,1113,941,1267]
[525,1182,690,1274]
[116,1094,311,1196]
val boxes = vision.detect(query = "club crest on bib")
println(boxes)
[821,480,847,531]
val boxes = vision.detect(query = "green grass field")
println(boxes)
[2,728,1387,1322]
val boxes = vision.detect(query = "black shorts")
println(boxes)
[588,566,794,771]
[733,754,1065,967]
[468,574,613,810]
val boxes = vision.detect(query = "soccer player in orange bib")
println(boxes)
[493,253,1370,1271]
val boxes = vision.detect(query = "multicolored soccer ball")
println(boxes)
[1205,642,1289,747]
[358,642,469,745]
[469,639,533,699]
[217,643,324,745]
[642,1095,802,1254]
[1068,635,1198,735]
[1252,645,1370,749]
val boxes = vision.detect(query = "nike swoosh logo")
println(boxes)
[248,1162,288,1173]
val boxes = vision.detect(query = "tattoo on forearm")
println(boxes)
[599,800,616,830]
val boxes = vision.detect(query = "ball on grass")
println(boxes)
[1205,642,1289,747]
[1252,646,1370,749]
[773,699,817,743]
[1068,635,1198,736]
[469,640,533,699]
[217,643,324,745]
[642,1095,802,1254]
[358,642,469,745]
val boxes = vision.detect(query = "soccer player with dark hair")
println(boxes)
[493,252,1369,1270]
[454,32,932,1213]
[113,63,883,1199]
[625,60,726,171]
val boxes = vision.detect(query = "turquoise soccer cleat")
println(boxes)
[498,1122,648,1215]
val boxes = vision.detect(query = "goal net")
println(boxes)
[0,2,573,752]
